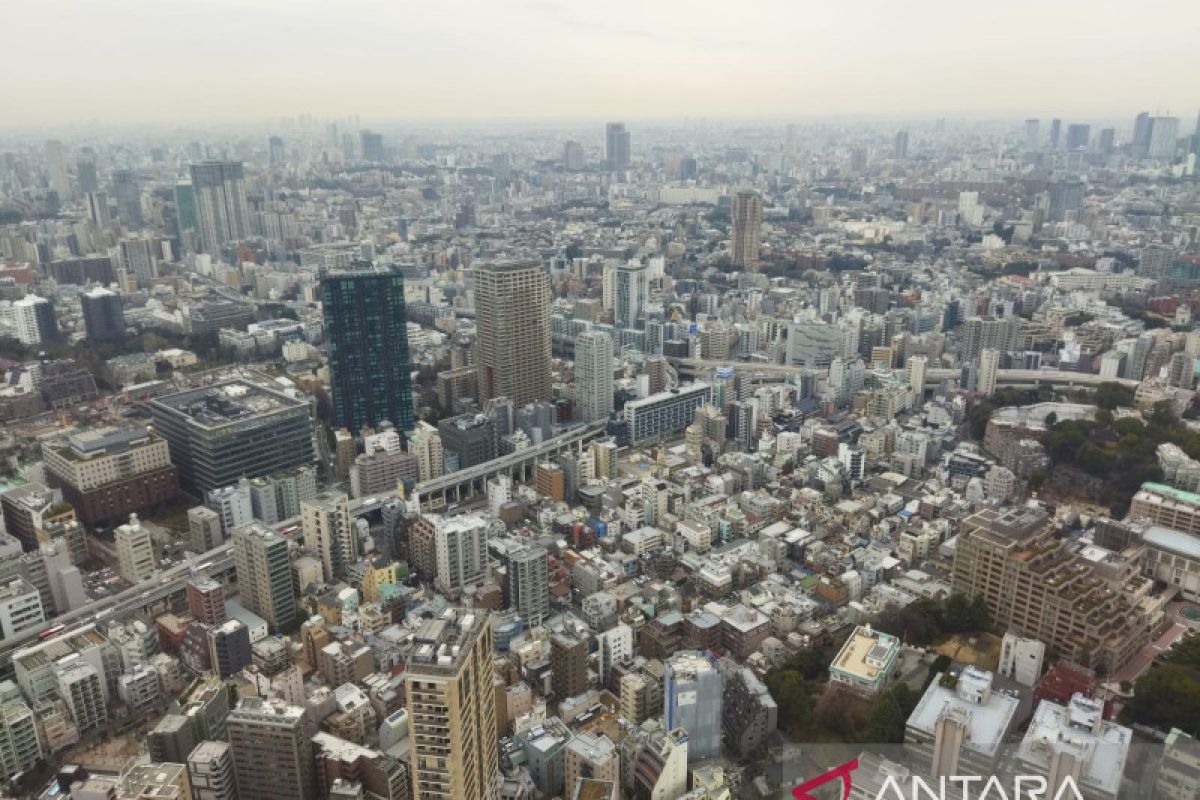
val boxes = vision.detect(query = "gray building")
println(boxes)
[226,698,314,800]
[664,650,722,762]
[624,383,712,446]
[438,413,497,469]
[149,380,314,496]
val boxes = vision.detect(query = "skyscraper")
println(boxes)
[562,140,585,170]
[611,261,647,330]
[80,288,125,341]
[730,190,763,268]
[894,129,909,159]
[119,237,156,287]
[406,609,499,800]
[174,181,198,234]
[1065,124,1090,151]
[473,261,552,406]
[268,135,285,166]
[360,130,384,161]
[321,264,414,432]
[86,191,111,228]
[76,159,99,194]
[226,697,314,800]
[505,544,549,626]
[1147,116,1180,159]
[231,523,297,631]
[1024,119,1040,150]
[45,140,70,200]
[605,122,630,169]
[189,161,250,256]
[111,169,143,226]
[1133,112,1153,155]
[1048,118,1062,149]
[574,330,614,423]
[979,348,1000,397]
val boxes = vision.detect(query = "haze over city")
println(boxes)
[6,0,1199,126]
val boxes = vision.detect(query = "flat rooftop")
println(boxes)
[831,626,899,684]
[407,607,487,674]
[1017,695,1131,796]
[151,381,306,429]
[907,667,1019,759]
[59,425,155,458]
[963,506,1051,544]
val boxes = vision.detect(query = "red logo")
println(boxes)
[792,757,859,800]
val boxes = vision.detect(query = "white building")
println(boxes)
[998,632,1045,686]
[0,579,45,640]
[1017,694,1131,800]
[575,330,615,423]
[114,514,156,583]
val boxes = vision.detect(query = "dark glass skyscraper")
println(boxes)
[321,264,414,433]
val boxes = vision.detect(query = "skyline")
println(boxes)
[7,0,1198,127]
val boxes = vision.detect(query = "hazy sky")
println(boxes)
[8,0,1198,125]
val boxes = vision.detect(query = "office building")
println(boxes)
[187,577,226,626]
[894,129,909,158]
[624,383,712,445]
[360,130,384,161]
[45,140,70,199]
[86,191,112,228]
[1049,118,1062,148]
[174,180,198,234]
[905,666,1019,778]
[664,650,722,761]
[115,514,156,583]
[611,261,647,329]
[188,506,224,552]
[563,140,585,170]
[189,161,250,256]
[42,425,178,527]
[426,512,488,595]
[321,265,414,432]
[1147,116,1180,160]
[786,319,843,367]
[551,632,588,701]
[232,524,297,631]
[302,492,357,583]
[119,237,156,286]
[1065,123,1090,151]
[907,354,928,398]
[438,413,497,469]
[405,608,499,800]
[575,330,614,423]
[12,296,57,345]
[149,380,315,496]
[208,619,252,679]
[961,316,1019,362]
[1016,694,1130,800]
[80,288,125,341]
[188,740,238,800]
[1024,118,1040,149]
[0,579,44,641]
[111,169,142,225]
[951,507,1147,671]
[227,697,315,800]
[409,422,444,482]
[605,122,630,169]
[207,480,253,535]
[730,190,763,268]
[473,261,552,406]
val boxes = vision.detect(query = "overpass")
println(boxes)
[0,545,236,674]
[412,420,609,511]
[670,357,1138,390]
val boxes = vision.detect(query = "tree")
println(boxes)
[1095,382,1135,411]
[1123,664,1200,736]
[864,684,916,743]
[763,669,814,734]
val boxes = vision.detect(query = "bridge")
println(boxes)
[670,357,1138,390]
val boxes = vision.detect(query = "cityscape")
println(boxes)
[1,5,1200,800]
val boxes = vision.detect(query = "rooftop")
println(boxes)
[1017,694,1131,795]
[151,380,307,429]
[907,667,1019,759]
[406,607,487,675]
[830,625,900,685]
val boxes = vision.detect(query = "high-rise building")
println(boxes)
[0,686,43,783]
[605,122,630,169]
[1065,123,1090,151]
[623,382,712,445]
[12,296,57,345]
[80,288,125,341]
[730,190,763,268]
[1147,116,1180,159]
[111,169,143,226]
[226,697,314,800]
[188,740,238,800]
[187,577,226,626]
[1049,118,1062,148]
[174,181,198,234]
[115,514,156,583]
[1024,119,1040,149]
[960,316,1019,362]
[979,348,1000,397]
[301,492,357,583]
[45,140,70,199]
[0,578,45,641]
[894,129,909,159]
[473,261,552,406]
[119,237,156,286]
[664,651,722,761]
[149,380,315,496]
[56,661,107,734]
[268,135,286,166]
[188,506,224,553]
[1133,112,1153,154]
[360,130,385,161]
[505,544,549,626]
[189,161,250,257]
[409,422,444,482]
[611,261,648,329]
[551,632,588,700]
[1097,127,1116,155]
[232,524,297,631]
[321,265,414,432]
[438,414,496,470]
[427,513,488,595]
[574,330,614,423]
[563,140,585,170]
[405,609,499,800]
[76,158,99,194]
[907,354,928,398]
[86,191,111,228]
